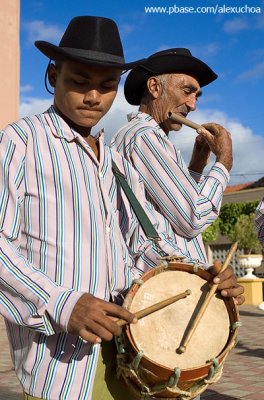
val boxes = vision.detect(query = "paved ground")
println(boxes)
[0,316,23,400]
[0,305,263,399]
[202,305,264,400]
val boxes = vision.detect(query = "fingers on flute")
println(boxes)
[196,128,214,146]
[202,123,222,133]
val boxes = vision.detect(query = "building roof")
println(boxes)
[225,176,264,194]
[224,182,254,193]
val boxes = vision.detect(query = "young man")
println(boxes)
[0,17,191,400]
[0,20,243,400]
[111,48,233,267]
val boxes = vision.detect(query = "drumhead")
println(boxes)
[129,270,230,370]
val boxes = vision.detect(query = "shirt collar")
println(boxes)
[127,111,161,131]
[44,105,105,143]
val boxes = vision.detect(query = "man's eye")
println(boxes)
[73,80,87,85]
[102,82,117,89]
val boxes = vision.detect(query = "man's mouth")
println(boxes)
[78,107,102,113]
[178,111,188,118]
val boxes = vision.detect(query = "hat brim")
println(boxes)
[35,41,144,69]
[124,53,218,105]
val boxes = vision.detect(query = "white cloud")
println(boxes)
[255,15,264,30]
[23,20,63,45]
[20,84,34,93]
[120,23,135,37]
[19,97,52,118]
[19,90,264,186]
[191,43,219,57]
[198,94,221,105]
[223,17,249,34]
[223,14,264,34]
[238,61,264,81]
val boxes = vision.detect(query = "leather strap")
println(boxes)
[112,160,160,241]
[112,160,168,257]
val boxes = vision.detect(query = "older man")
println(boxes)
[111,48,233,269]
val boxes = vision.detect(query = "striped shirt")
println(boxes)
[256,197,264,246]
[111,112,230,265]
[0,106,192,400]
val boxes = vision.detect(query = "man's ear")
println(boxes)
[47,63,58,88]
[146,76,163,100]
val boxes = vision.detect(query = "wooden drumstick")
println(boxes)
[168,111,204,132]
[116,289,191,327]
[178,241,238,354]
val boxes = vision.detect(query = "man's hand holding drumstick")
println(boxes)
[67,294,137,344]
[209,260,245,306]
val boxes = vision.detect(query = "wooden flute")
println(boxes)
[168,111,203,132]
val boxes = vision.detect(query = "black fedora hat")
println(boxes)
[124,48,218,105]
[35,16,144,69]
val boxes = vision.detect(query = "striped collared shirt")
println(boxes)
[111,112,230,265]
[0,106,190,400]
[256,197,264,246]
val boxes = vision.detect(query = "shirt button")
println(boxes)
[98,172,103,178]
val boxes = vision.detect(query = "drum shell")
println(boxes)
[119,262,240,398]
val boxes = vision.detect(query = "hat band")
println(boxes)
[59,47,125,63]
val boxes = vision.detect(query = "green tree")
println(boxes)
[202,218,219,242]
[228,213,262,254]
[202,200,260,244]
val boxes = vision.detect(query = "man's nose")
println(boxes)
[186,95,197,112]
[83,89,100,106]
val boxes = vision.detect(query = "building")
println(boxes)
[206,178,264,276]
[0,0,20,129]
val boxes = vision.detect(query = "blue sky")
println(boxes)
[20,0,264,184]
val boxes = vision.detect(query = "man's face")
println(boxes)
[156,73,202,134]
[49,61,121,128]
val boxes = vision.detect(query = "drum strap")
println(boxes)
[112,160,168,257]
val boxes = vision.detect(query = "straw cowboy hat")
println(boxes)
[124,48,218,105]
[35,16,144,69]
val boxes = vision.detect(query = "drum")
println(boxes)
[115,260,240,399]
